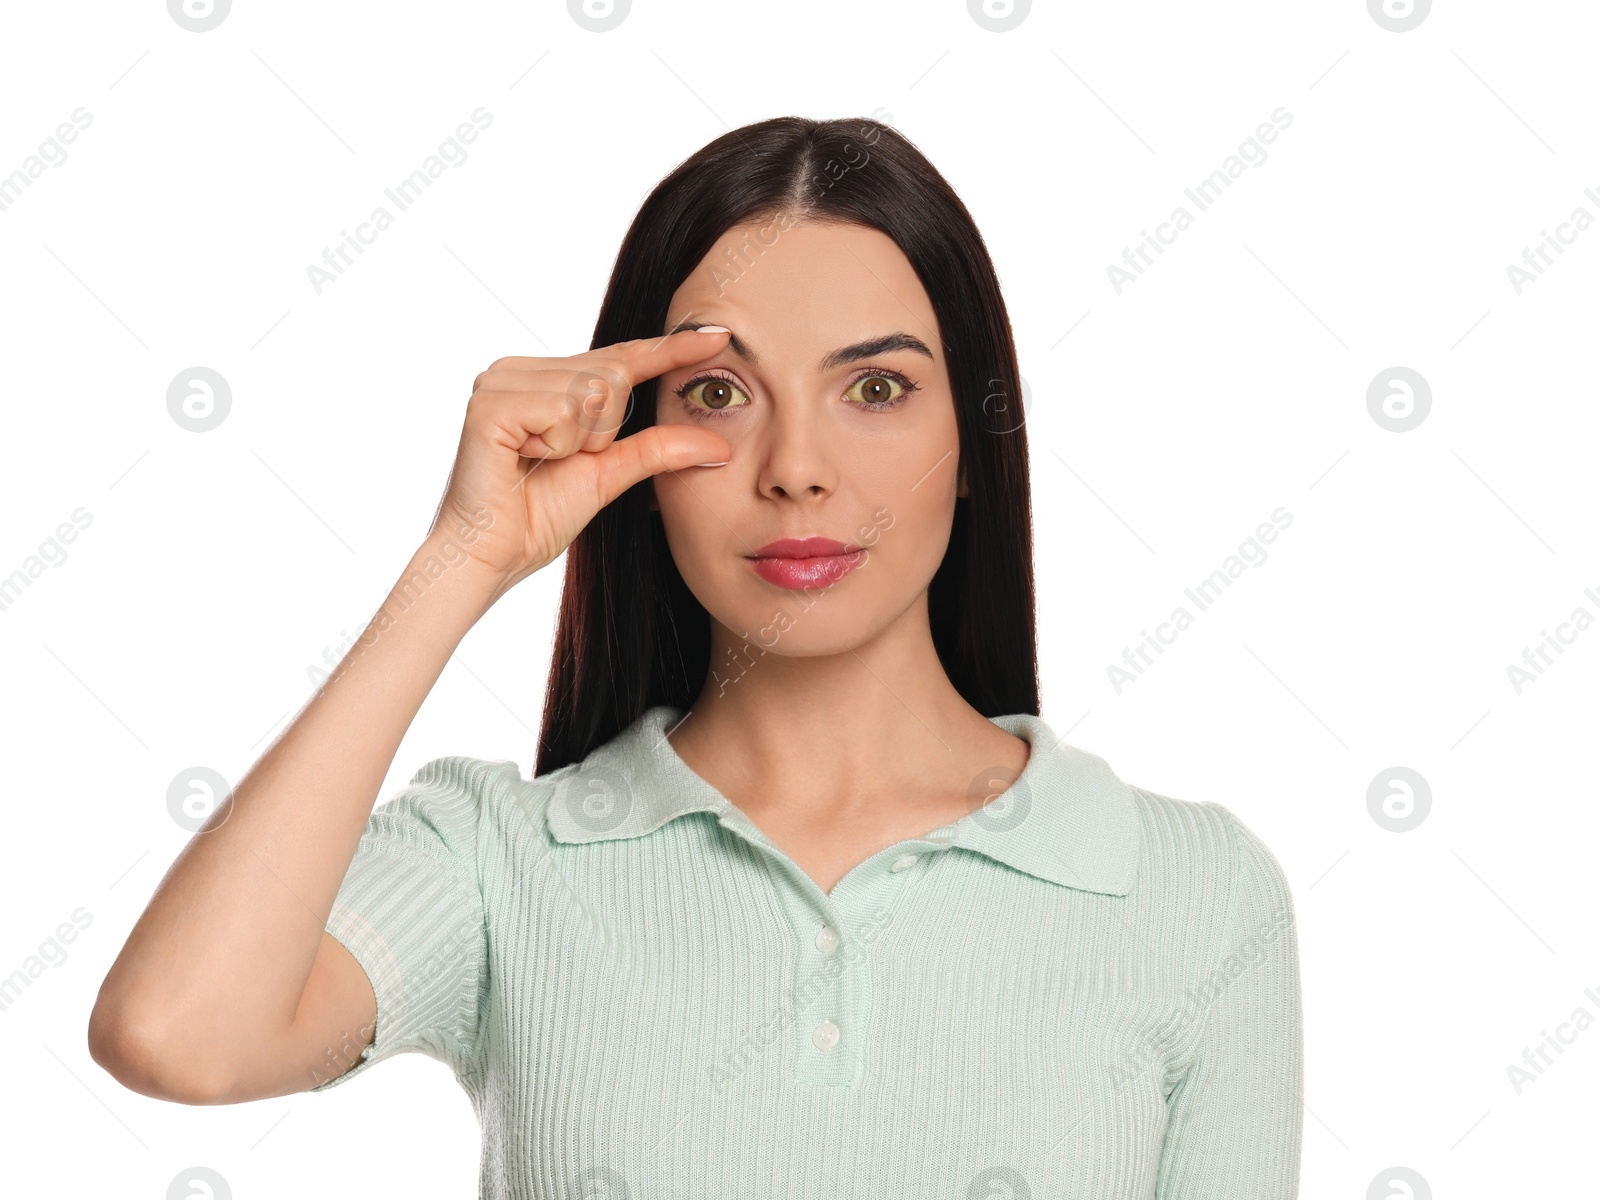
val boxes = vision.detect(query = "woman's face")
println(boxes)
[652,218,964,658]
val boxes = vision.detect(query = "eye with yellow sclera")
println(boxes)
[672,368,921,420]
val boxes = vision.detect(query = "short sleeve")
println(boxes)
[1156,805,1304,1196]
[309,756,510,1093]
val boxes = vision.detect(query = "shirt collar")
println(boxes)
[544,704,1140,897]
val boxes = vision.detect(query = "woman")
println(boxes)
[88,115,1303,1198]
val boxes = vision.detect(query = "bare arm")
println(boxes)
[87,530,503,1103]
[85,329,733,1104]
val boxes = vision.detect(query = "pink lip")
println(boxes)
[752,537,859,558]
[748,536,866,590]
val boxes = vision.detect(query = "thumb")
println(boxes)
[590,424,731,509]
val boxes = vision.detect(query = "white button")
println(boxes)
[815,924,840,954]
[812,1019,841,1051]
[890,853,919,873]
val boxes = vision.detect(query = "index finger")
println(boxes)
[605,324,732,388]
[568,326,732,450]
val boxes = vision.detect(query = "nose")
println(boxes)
[756,392,837,501]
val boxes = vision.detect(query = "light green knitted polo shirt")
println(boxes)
[312,704,1303,1198]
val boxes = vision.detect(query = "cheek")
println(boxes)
[844,458,959,582]
[846,410,960,508]
[863,489,954,583]
[844,489,953,592]
[652,472,694,536]
[652,468,733,576]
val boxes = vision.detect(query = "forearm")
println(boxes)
[88,528,503,1083]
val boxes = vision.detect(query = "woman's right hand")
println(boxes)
[427,327,733,595]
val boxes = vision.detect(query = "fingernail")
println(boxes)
[695,325,730,334]
[693,460,729,467]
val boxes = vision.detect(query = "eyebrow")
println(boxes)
[667,319,935,371]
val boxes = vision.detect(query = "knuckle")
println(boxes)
[582,356,628,384]
[567,372,613,402]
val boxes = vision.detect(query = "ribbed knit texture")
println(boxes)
[314,705,1303,1198]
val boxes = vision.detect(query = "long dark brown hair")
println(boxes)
[534,115,1037,776]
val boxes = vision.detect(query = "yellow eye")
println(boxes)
[678,375,751,415]
[846,373,911,409]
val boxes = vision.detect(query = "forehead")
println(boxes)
[666,220,941,357]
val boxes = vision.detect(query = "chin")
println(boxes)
[709,592,884,658]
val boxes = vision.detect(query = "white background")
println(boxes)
[2,0,1595,1196]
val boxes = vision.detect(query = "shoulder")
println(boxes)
[1125,784,1290,887]
[353,756,596,897]
[369,755,527,826]
[357,756,533,868]
[1121,783,1297,950]
[371,750,650,859]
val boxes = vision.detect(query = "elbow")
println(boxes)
[87,999,235,1106]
